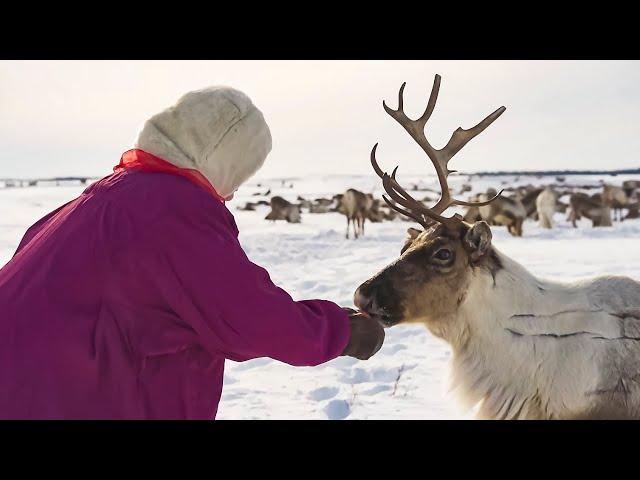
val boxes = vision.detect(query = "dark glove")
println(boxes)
[341,308,385,360]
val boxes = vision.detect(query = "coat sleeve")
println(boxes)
[153,203,351,366]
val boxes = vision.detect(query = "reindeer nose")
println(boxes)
[354,285,374,313]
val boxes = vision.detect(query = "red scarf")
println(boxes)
[114,149,225,203]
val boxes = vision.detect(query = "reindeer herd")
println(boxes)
[464,178,639,234]
[239,187,395,239]
[239,175,640,240]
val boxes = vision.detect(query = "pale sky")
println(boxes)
[1,60,639,180]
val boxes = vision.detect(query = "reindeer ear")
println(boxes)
[464,221,492,261]
[406,227,421,240]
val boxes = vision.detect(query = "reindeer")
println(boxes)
[367,198,387,223]
[237,202,258,211]
[297,196,312,210]
[567,192,612,227]
[517,186,544,219]
[337,189,374,239]
[535,186,557,229]
[477,189,526,237]
[602,184,628,222]
[555,199,569,214]
[264,196,301,223]
[622,180,639,199]
[309,198,335,214]
[355,75,640,420]
[377,199,401,221]
[625,202,640,219]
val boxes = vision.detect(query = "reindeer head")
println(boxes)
[354,74,506,329]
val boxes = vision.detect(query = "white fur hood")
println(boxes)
[135,86,272,198]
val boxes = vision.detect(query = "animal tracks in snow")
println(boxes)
[324,399,351,420]
[308,386,339,401]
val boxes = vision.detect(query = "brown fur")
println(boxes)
[625,202,640,219]
[477,190,525,237]
[567,192,612,227]
[367,199,386,223]
[623,180,639,198]
[264,196,301,223]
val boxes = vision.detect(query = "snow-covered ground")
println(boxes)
[1,172,639,419]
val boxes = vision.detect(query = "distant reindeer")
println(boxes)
[377,199,401,221]
[555,199,569,214]
[625,202,639,219]
[237,202,258,211]
[458,183,472,195]
[536,186,557,229]
[517,186,544,219]
[337,189,374,239]
[297,196,312,210]
[367,198,387,223]
[264,196,301,223]
[463,205,482,223]
[356,75,640,419]
[622,180,639,199]
[477,189,526,237]
[309,198,334,214]
[567,192,612,227]
[602,184,628,222]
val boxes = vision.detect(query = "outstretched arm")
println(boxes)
[155,204,376,366]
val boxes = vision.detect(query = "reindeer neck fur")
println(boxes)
[432,246,639,420]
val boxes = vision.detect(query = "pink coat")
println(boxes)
[0,169,350,419]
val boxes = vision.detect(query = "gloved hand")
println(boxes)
[340,308,385,360]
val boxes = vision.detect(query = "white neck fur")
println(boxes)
[436,247,609,419]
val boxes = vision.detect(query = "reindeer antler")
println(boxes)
[371,74,505,229]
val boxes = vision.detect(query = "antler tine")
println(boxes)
[372,143,437,228]
[418,73,441,127]
[397,82,405,112]
[390,166,429,205]
[382,174,452,226]
[381,195,432,229]
[439,106,507,163]
[373,145,434,211]
[370,143,385,179]
[450,189,504,208]
[383,82,405,116]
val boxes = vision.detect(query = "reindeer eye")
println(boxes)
[433,248,453,261]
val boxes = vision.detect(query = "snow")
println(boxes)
[1,172,639,419]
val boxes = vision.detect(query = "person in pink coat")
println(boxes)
[0,86,384,419]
